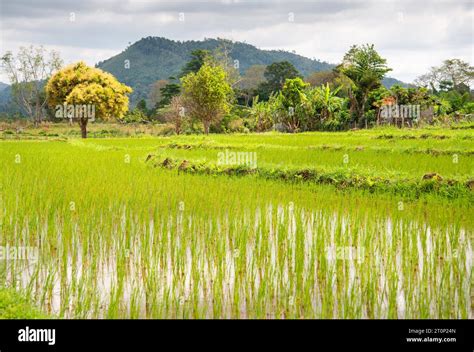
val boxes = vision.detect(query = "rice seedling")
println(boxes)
[0,128,472,318]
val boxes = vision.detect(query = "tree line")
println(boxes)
[1,42,473,137]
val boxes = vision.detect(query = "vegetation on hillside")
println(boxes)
[95,37,334,104]
[2,40,471,137]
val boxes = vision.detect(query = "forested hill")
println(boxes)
[96,37,405,105]
[0,37,407,112]
[96,37,333,103]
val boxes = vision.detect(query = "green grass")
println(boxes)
[73,128,474,178]
[0,288,51,319]
[0,126,472,318]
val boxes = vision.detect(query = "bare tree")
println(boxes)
[414,69,441,92]
[414,59,473,92]
[212,38,241,87]
[1,45,62,124]
[149,79,168,107]
[164,96,187,135]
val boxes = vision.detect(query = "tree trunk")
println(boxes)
[358,95,368,128]
[203,121,210,135]
[79,118,88,138]
[35,95,41,125]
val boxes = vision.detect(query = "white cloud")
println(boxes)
[0,0,472,83]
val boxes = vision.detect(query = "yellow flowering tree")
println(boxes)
[46,61,132,138]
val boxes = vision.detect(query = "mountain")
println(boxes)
[97,37,407,106]
[0,84,14,114]
[382,76,409,89]
[0,85,24,115]
[96,37,336,105]
[0,82,10,112]
[0,37,407,113]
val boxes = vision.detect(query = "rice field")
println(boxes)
[0,126,473,318]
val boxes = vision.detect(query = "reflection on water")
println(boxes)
[3,204,472,319]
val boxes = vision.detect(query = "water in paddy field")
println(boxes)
[3,204,472,319]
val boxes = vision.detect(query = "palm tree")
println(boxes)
[337,44,392,126]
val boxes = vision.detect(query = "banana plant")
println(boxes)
[311,83,344,121]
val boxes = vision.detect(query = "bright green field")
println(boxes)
[0,127,473,318]
[70,128,474,178]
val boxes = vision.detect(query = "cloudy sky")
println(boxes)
[0,0,472,83]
